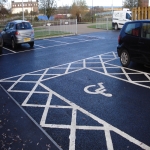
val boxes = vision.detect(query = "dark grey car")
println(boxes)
[1,20,34,49]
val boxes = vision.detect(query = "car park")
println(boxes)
[0,32,3,53]
[1,20,34,50]
[117,20,150,67]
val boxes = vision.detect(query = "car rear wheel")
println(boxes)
[11,38,17,50]
[114,24,118,30]
[29,42,34,48]
[120,50,130,67]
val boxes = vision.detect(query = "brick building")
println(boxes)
[11,0,38,14]
[141,0,149,7]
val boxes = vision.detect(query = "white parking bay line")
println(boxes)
[34,44,46,48]
[3,47,16,53]
[44,39,69,44]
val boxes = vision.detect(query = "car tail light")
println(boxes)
[15,31,20,35]
[118,35,121,44]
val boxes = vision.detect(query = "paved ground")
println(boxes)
[0,23,102,150]
[0,24,150,150]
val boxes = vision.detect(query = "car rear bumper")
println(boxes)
[117,45,122,57]
[15,36,34,44]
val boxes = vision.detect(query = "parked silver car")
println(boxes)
[1,20,34,49]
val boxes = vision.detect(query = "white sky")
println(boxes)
[9,0,123,7]
[57,0,123,7]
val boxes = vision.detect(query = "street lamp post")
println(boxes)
[92,0,93,23]
[112,0,113,19]
[22,0,24,20]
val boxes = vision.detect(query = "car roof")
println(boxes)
[127,20,150,23]
[9,20,29,24]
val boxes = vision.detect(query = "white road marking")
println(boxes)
[44,39,69,44]
[1,51,150,149]
[34,44,46,48]
[0,36,101,57]
[3,47,16,53]
[84,82,112,97]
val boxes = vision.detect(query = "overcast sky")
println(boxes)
[11,0,123,7]
[57,0,123,7]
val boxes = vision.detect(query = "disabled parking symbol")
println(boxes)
[84,82,112,97]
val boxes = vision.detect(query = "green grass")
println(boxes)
[88,23,113,30]
[34,30,71,38]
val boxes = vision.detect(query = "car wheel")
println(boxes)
[29,42,34,48]
[11,38,17,50]
[114,24,118,30]
[120,50,130,67]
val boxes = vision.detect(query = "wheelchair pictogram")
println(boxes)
[84,82,112,97]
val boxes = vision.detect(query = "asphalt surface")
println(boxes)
[0,26,150,150]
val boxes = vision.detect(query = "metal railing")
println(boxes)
[96,18,112,30]
[33,19,77,38]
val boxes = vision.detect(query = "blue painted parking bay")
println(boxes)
[1,51,150,150]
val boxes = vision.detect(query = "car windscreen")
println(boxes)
[16,22,32,30]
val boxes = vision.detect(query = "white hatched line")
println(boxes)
[22,68,49,106]
[121,67,132,82]
[41,68,84,82]
[8,75,25,92]
[83,59,86,68]
[144,73,150,80]
[39,83,150,150]
[40,92,52,126]
[87,68,150,89]
[134,81,150,83]
[99,55,107,74]
[76,126,105,130]
[104,125,114,150]
[69,108,77,150]
[65,63,71,74]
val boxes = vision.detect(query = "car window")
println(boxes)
[126,13,131,20]
[9,23,14,29]
[141,23,150,39]
[125,23,140,37]
[5,23,10,30]
[16,22,32,30]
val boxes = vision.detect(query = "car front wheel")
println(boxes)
[114,24,118,30]
[120,50,130,67]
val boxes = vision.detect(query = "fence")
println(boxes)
[96,18,112,30]
[33,19,77,38]
[132,7,150,20]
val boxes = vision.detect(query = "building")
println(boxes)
[11,0,38,14]
[141,0,149,7]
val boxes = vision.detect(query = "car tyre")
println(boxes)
[29,42,34,48]
[11,38,17,50]
[120,50,130,67]
[114,24,118,30]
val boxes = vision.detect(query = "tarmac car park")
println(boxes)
[0,29,150,150]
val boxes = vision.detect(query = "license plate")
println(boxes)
[24,38,30,42]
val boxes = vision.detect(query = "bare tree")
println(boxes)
[123,0,142,9]
[39,0,57,19]
[70,0,88,22]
